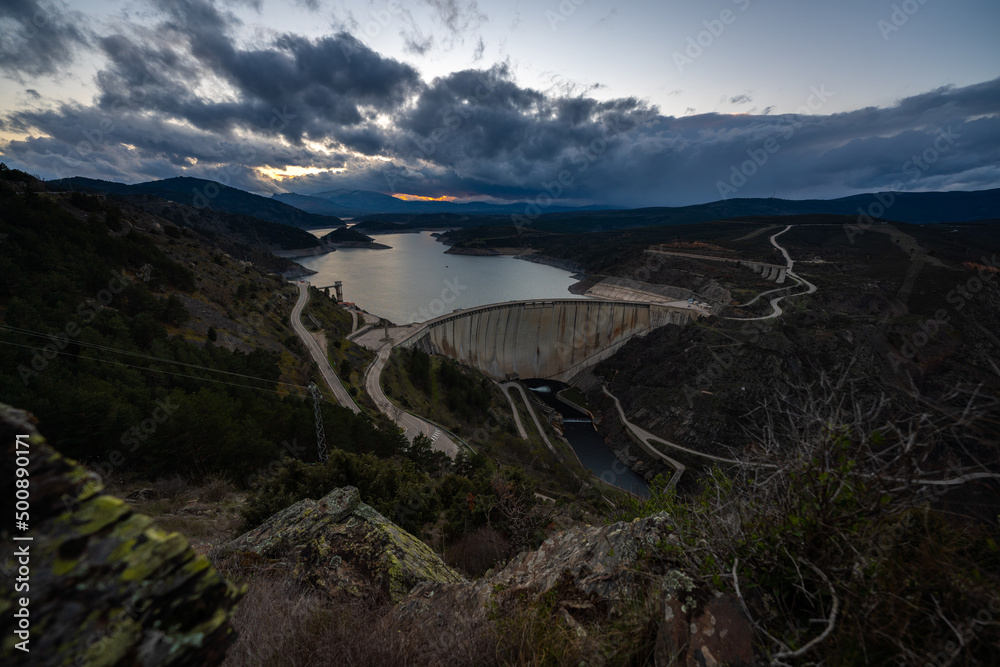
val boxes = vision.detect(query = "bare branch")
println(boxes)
[772,561,839,660]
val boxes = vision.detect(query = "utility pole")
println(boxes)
[309,382,328,463]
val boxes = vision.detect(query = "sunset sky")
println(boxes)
[1,0,998,206]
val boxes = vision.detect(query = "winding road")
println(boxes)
[291,281,360,414]
[725,225,817,321]
[600,226,806,476]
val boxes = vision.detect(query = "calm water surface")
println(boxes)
[299,230,644,492]
[524,380,650,497]
[297,231,582,324]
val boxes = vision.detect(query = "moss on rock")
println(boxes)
[0,404,242,666]
[221,486,464,603]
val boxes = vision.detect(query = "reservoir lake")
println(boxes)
[298,229,648,495]
[297,230,582,324]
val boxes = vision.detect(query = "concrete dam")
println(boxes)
[402,299,697,382]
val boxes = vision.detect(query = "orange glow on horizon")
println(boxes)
[392,193,458,202]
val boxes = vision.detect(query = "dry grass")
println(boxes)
[221,578,409,666]
[113,474,244,552]
[213,551,501,667]
[219,574,599,667]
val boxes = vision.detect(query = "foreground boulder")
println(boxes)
[220,486,465,603]
[0,404,242,666]
[390,514,755,666]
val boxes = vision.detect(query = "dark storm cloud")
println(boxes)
[1,0,997,207]
[363,74,1000,205]
[4,98,347,189]
[89,0,420,147]
[0,0,90,79]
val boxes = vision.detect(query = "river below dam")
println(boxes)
[298,230,582,324]
[524,380,650,497]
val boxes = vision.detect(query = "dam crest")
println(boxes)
[401,299,699,382]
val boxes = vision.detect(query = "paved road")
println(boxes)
[502,384,530,440]
[363,340,459,457]
[603,386,738,467]
[601,386,687,489]
[501,382,564,462]
[291,281,360,414]
[725,225,818,321]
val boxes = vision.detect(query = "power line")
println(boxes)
[0,323,310,391]
[0,338,313,399]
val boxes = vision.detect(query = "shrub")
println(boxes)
[445,526,510,577]
[618,371,1000,664]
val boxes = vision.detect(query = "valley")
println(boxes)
[2,166,998,665]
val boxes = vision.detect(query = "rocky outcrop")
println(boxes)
[0,405,242,666]
[220,486,465,603]
[389,513,755,666]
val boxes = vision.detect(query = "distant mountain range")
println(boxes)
[272,189,615,218]
[520,189,1000,232]
[376,189,1000,233]
[45,174,999,234]
[47,176,344,230]
[277,187,1000,231]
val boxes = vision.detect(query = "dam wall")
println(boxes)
[403,299,695,382]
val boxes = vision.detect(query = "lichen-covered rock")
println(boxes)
[221,486,465,603]
[391,513,756,665]
[490,512,673,599]
[390,514,677,662]
[685,592,754,667]
[0,404,242,667]
[654,593,690,666]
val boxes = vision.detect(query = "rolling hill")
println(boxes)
[48,176,344,230]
